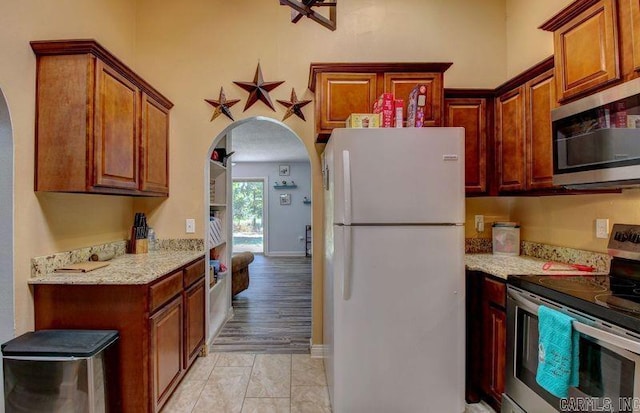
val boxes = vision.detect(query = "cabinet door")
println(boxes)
[496,87,525,192]
[632,0,640,72]
[482,304,506,410]
[444,98,487,193]
[553,0,620,101]
[184,278,205,368]
[93,60,140,191]
[384,72,443,127]
[150,295,183,411]
[140,94,170,194]
[316,72,377,133]
[525,69,556,190]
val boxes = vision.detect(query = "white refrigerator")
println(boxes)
[322,128,465,413]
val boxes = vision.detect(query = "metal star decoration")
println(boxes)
[205,87,240,121]
[277,88,312,121]
[233,63,284,111]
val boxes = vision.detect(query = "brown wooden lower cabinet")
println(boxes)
[33,255,206,413]
[466,270,507,412]
[184,278,206,367]
[151,295,184,411]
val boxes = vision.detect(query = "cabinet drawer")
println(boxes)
[483,277,506,308]
[183,257,205,288]
[150,270,183,312]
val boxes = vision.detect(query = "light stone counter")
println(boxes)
[29,249,205,285]
[465,253,608,280]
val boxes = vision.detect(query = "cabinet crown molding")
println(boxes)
[31,39,173,109]
[539,0,604,31]
[308,62,452,92]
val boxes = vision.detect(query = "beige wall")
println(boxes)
[468,191,640,255]
[0,0,138,334]
[133,0,508,343]
[481,0,640,255]
[511,191,640,253]
[8,0,598,343]
[505,0,572,77]
[465,197,512,238]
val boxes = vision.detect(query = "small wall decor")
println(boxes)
[280,193,291,205]
[277,88,312,121]
[279,165,290,176]
[205,87,240,121]
[280,0,337,31]
[234,63,284,111]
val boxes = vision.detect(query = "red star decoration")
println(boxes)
[205,87,240,121]
[234,63,284,111]
[277,88,312,121]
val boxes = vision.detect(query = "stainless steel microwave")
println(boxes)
[552,77,640,189]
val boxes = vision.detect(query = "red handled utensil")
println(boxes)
[542,261,595,272]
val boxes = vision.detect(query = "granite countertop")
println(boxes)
[465,253,608,280]
[29,250,205,285]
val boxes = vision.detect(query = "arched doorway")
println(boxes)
[0,88,15,410]
[204,116,313,353]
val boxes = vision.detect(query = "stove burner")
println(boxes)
[595,294,640,314]
[538,276,608,293]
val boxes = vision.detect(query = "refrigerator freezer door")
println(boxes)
[330,224,465,413]
[327,128,465,225]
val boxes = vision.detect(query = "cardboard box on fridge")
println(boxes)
[373,93,394,127]
[406,84,428,127]
[345,113,381,128]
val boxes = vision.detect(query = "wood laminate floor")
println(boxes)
[211,254,312,354]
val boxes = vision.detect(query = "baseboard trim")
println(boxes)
[310,342,327,358]
[266,251,306,257]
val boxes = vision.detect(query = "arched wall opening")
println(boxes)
[204,116,314,348]
[0,88,15,411]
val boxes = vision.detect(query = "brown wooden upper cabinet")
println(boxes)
[540,0,620,102]
[384,72,444,127]
[495,60,556,193]
[525,70,556,190]
[444,95,489,194]
[496,87,526,191]
[316,72,378,133]
[31,40,173,196]
[308,63,451,143]
[631,0,640,73]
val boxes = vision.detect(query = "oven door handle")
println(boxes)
[511,290,640,354]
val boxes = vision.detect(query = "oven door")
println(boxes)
[505,287,640,413]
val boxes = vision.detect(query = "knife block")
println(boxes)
[128,227,149,254]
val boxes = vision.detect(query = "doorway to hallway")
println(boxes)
[232,178,266,254]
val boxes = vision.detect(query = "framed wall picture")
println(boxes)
[279,165,290,176]
[280,193,291,205]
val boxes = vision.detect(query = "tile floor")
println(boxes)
[161,352,331,413]
[162,351,495,413]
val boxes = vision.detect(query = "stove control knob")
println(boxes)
[632,233,640,244]
[616,231,628,242]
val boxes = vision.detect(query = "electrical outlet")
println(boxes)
[474,215,484,233]
[596,218,609,239]
[186,218,196,234]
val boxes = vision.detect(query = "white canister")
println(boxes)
[492,223,520,256]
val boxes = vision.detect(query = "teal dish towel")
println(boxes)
[536,305,580,398]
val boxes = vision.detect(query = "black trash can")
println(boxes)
[2,330,118,413]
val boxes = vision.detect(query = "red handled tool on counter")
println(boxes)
[542,261,595,272]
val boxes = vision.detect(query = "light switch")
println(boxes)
[186,218,196,234]
[596,218,609,239]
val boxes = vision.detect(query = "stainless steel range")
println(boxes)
[504,224,640,413]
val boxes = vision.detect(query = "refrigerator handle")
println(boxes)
[343,225,352,300]
[342,150,352,225]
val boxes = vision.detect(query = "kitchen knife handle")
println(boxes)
[343,225,352,300]
[342,150,352,226]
